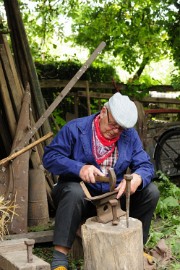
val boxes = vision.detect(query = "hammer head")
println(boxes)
[94,168,117,192]
[108,168,116,192]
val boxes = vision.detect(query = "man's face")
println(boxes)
[99,107,123,140]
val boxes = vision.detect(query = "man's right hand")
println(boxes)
[79,164,105,183]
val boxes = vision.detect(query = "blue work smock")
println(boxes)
[43,113,154,193]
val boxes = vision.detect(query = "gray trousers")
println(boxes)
[52,181,159,247]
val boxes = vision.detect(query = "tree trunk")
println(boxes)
[82,217,144,270]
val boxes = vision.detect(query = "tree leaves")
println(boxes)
[13,0,179,78]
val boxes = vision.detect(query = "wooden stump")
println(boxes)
[81,217,143,270]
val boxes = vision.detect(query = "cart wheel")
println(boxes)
[154,128,180,177]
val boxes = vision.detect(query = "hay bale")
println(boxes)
[0,196,17,240]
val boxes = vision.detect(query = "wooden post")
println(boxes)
[81,217,144,270]
[9,89,31,233]
[0,44,22,117]
[4,0,52,140]
[86,81,91,115]
[74,93,79,118]
[0,61,17,138]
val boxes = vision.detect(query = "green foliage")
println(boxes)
[52,109,66,128]
[70,0,177,74]
[36,59,119,81]
[146,171,180,265]
[33,244,53,264]
[68,256,84,270]
[171,69,180,90]
[14,0,179,81]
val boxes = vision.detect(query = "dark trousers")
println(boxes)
[52,181,159,247]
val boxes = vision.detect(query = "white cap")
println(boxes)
[105,92,138,128]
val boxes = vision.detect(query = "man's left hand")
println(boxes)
[115,173,142,199]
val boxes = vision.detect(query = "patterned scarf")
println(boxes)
[92,115,120,164]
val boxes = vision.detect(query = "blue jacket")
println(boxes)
[43,113,154,193]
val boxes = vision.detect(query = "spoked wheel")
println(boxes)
[154,128,180,178]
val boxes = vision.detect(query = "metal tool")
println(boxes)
[94,167,116,192]
[24,239,35,263]
[124,174,133,228]
[80,182,126,225]
[109,199,119,225]
[80,170,133,227]
[80,168,125,225]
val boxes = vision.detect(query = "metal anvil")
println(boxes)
[80,182,126,225]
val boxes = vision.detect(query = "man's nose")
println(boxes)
[113,127,121,133]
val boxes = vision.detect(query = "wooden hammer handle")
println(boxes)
[94,175,110,183]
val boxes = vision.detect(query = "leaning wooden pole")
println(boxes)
[13,41,106,151]
[0,132,53,166]
[3,0,51,139]
[0,61,17,138]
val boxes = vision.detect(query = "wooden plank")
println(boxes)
[0,110,12,155]
[9,152,29,234]
[0,44,22,117]
[40,79,177,92]
[0,61,17,138]
[5,230,54,243]
[86,81,91,115]
[77,91,111,99]
[40,79,119,90]
[76,91,180,105]
[141,96,180,105]
[9,89,31,234]
[2,34,23,98]
[145,109,180,114]
[4,0,52,137]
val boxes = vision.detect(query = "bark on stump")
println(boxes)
[81,216,143,270]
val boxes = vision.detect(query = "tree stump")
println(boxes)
[81,216,144,270]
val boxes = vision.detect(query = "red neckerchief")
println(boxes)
[92,115,120,164]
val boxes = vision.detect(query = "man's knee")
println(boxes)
[66,182,85,202]
[145,182,160,207]
[52,181,84,208]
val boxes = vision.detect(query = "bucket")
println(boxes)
[28,168,49,227]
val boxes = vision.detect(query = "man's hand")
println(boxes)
[115,173,142,199]
[79,165,105,183]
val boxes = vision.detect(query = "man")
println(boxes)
[43,92,159,270]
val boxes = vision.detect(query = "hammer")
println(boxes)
[94,168,116,192]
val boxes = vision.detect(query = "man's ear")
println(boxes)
[100,106,106,119]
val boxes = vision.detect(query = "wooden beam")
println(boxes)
[0,61,17,138]
[5,230,54,244]
[86,81,91,115]
[76,91,180,105]
[40,79,177,92]
[9,89,31,233]
[0,44,22,117]
[40,79,119,90]
[4,0,52,137]
[2,34,23,98]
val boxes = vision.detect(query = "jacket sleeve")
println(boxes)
[42,125,85,176]
[129,129,155,189]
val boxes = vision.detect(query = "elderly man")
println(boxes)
[43,92,159,270]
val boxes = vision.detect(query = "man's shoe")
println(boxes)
[53,267,68,270]
[143,252,154,264]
